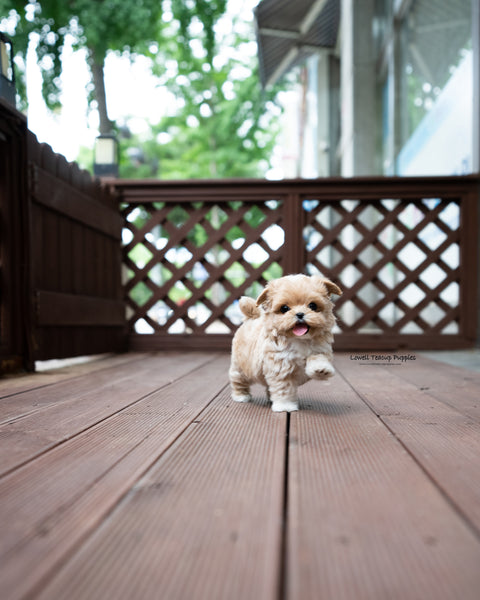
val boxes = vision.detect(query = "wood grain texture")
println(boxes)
[31,166,122,239]
[36,290,125,326]
[287,372,480,600]
[0,354,230,600]
[25,139,125,362]
[390,355,480,422]
[335,354,480,533]
[36,386,287,600]
[0,352,215,474]
[0,353,137,399]
[1,352,480,600]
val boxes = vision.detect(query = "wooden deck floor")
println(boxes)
[1,351,480,600]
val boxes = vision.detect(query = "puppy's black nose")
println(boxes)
[296,312,305,320]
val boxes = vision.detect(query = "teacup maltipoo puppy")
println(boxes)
[229,274,342,412]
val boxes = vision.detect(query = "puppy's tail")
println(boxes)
[238,296,261,320]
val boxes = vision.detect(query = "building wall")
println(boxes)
[373,0,476,176]
[307,0,477,177]
[274,0,478,180]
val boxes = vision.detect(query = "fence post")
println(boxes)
[282,193,305,275]
[0,101,32,372]
[464,179,480,346]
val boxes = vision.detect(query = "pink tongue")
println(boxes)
[293,323,309,336]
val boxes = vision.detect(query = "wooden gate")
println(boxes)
[115,176,478,351]
[2,99,127,372]
[27,132,127,361]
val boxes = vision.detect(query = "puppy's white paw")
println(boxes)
[271,400,299,413]
[306,357,335,380]
[232,393,252,403]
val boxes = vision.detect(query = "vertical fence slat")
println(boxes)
[282,193,305,275]
[0,103,31,372]
[461,186,479,343]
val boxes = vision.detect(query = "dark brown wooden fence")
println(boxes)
[1,102,126,372]
[0,100,30,371]
[27,132,126,362]
[116,176,479,351]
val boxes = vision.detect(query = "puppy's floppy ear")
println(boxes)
[256,286,269,307]
[324,279,342,297]
[312,276,342,298]
[256,281,274,308]
[239,296,261,319]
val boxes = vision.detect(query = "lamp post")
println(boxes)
[93,134,119,177]
[0,32,16,107]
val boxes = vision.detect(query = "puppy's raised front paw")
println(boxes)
[271,400,299,413]
[306,357,335,380]
[232,393,252,403]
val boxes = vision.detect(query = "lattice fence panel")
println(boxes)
[122,199,285,337]
[303,196,462,339]
[118,178,477,351]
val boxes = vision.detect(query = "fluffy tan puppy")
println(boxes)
[229,274,342,412]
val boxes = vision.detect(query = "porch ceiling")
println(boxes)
[255,0,340,87]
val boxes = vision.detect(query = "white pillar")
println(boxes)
[340,0,377,176]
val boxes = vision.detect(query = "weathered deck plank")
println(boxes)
[0,353,142,401]
[287,372,480,600]
[0,351,479,600]
[335,355,480,533]
[390,355,480,422]
[0,352,214,474]
[0,353,229,600]
[35,386,287,600]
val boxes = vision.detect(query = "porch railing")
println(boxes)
[1,98,478,371]
[115,176,479,351]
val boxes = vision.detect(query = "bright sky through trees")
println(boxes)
[1,0,277,176]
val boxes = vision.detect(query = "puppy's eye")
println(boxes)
[280,305,290,314]
[308,302,318,311]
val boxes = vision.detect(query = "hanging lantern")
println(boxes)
[94,134,119,177]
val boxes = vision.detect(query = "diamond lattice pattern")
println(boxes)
[303,198,461,335]
[122,200,284,334]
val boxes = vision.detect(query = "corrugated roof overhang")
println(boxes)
[255,0,340,87]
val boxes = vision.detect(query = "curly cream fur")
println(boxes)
[229,274,342,412]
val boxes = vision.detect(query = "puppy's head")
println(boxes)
[256,274,342,340]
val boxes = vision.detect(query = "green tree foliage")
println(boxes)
[0,0,163,131]
[120,1,280,179]
[1,0,281,178]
